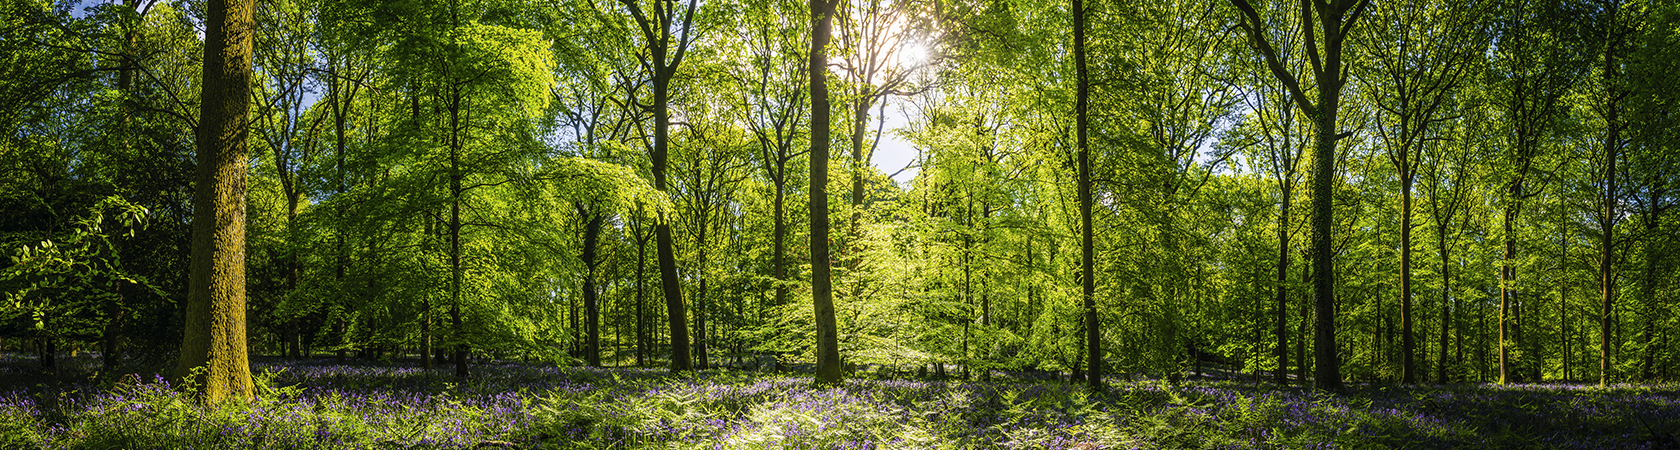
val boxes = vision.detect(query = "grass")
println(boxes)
[1,354,1677,449]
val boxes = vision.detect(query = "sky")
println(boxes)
[872,102,921,186]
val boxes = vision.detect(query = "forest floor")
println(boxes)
[1,354,1677,449]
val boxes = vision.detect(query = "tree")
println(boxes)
[724,0,808,341]
[810,0,843,385]
[1073,0,1100,390]
[1234,68,1309,384]
[174,0,257,403]
[1357,0,1488,384]
[1587,0,1637,387]
[1228,0,1373,391]
[612,0,703,373]
[1487,0,1586,384]
[252,0,319,361]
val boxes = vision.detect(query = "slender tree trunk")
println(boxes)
[331,61,355,365]
[105,2,142,370]
[41,337,55,369]
[636,208,649,367]
[810,0,842,385]
[1500,194,1517,384]
[1597,32,1620,387]
[423,213,435,369]
[1275,187,1291,384]
[1640,224,1655,380]
[1297,261,1309,383]
[174,0,256,403]
[1073,0,1100,391]
[1437,228,1452,384]
[695,210,711,370]
[773,180,788,310]
[635,209,648,366]
[447,85,470,378]
[1401,171,1415,384]
[583,211,604,367]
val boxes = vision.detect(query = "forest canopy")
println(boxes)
[2,0,1678,390]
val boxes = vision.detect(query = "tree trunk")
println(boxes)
[1401,170,1415,384]
[423,213,436,369]
[1640,211,1656,380]
[1597,27,1620,387]
[583,211,604,367]
[41,337,56,370]
[447,82,471,378]
[694,210,711,370]
[636,207,649,367]
[1500,196,1517,384]
[1308,63,1345,392]
[773,179,788,310]
[652,70,692,373]
[1274,187,1291,384]
[1437,227,1452,384]
[174,0,256,403]
[810,0,842,385]
[106,1,141,371]
[1073,0,1101,391]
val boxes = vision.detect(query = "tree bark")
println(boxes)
[653,67,692,373]
[582,211,604,367]
[1274,187,1291,384]
[1597,33,1619,387]
[174,0,256,403]
[1074,0,1100,391]
[810,0,842,385]
[694,208,711,370]
[1401,169,1414,384]
[1500,198,1516,384]
[635,205,650,367]
[1436,225,1452,384]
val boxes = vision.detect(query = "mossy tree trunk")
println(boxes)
[174,0,256,404]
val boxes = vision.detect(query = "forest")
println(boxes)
[2,0,1679,447]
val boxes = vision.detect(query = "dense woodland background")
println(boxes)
[3,0,1678,391]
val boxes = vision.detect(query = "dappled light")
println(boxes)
[3,0,1679,446]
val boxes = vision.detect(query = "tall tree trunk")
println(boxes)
[653,74,692,373]
[635,207,649,367]
[582,211,604,367]
[1274,186,1291,384]
[1074,0,1100,390]
[1597,22,1620,387]
[1500,195,1517,384]
[1436,227,1451,384]
[174,0,256,403]
[695,209,711,370]
[773,180,788,310]
[448,85,470,378]
[105,0,142,370]
[1640,210,1656,380]
[423,213,435,369]
[331,59,355,365]
[1308,62,1345,392]
[1401,170,1415,384]
[810,0,842,385]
